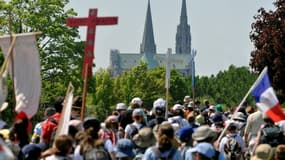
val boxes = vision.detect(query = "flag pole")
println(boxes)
[0,36,16,75]
[165,49,171,119]
[81,64,89,121]
[217,66,268,142]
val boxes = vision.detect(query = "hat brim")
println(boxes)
[133,135,156,148]
[115,150,135,158]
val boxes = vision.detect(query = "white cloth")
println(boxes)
[56,84,74,136]
[0,33,41,118]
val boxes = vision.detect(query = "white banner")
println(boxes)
[55,83,74,136]
[0,33,41,118]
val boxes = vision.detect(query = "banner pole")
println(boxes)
[81,64,89,121]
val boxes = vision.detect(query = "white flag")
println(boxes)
[55,83,74,137]
[0,33,41,118]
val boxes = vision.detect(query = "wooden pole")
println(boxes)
[165,87,169,119]
[192,87,195,103]
[80,64,89,121]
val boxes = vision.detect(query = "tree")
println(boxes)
[250,0,285,102]
[0,0,85,105]
[91,68,114,121]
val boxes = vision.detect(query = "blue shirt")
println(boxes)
[142,146,182,160]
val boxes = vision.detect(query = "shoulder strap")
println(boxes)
[167,147,177,159]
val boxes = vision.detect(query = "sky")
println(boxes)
[66,0,275,76]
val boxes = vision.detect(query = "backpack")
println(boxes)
[261,124,284,147]
[223,135,242,160]
[41,117,58,147]
[151,146,177,160]
[84,146,111,160]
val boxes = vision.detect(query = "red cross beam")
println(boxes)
[67,8,118,78]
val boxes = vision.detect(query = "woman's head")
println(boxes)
[105,115,119,130]
[157,123,175,152]
[54,135,73,156]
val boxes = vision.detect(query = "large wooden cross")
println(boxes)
[66,8,118,78]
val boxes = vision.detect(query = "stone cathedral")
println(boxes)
[110,0,195,77]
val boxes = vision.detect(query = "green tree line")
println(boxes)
[0,0,284,123]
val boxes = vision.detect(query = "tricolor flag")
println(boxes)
[252,67,285,122]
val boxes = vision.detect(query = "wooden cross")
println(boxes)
[154,48,183,118]
[66,8,118,78]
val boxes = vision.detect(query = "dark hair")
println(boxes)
[54,96,64,113]
[263,117,274,124]
[54,135,73,156]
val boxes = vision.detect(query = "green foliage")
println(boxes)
[250,0,285,102]
[0,0,86,123]
[194,65,257,107]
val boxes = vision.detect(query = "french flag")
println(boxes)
[252,67,285,122]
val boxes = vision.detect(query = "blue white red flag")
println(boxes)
[252,67,285,122]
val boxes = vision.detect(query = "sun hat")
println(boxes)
[232,112,246,121]
[153,98,166,110]
[177,126,194,142]
[195,114,205,125]
[133,127,156,148]
[189,142,215,158]
[116,103,127,110]
[192,125,217,141]
[132,108,143,117]
[131,97,143,107]
[115,138,135,158]
[173,104,184,111]
[251,144,273,160]
[183,95,191,103]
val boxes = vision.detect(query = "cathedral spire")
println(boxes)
[176,0,191,54]
[140,0,156,54]
[180,0,187,24]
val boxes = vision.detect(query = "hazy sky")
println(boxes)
[66,0,275,76]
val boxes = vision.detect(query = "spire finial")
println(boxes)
[140,0,156,54]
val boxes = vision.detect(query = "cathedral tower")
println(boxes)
[140,0,156,54]
[175,0,191,54]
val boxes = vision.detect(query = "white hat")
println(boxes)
[153,98,166,110]
[173,104,184,110]
[116,103,127,110]
[131,97,143,106]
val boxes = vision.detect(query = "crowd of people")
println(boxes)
[0,95,285,160]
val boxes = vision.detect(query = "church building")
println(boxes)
[110,0,195,77]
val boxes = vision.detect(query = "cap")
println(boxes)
[173,104,184,111]
[177,126,194,142]
[132,108,143,117]
[189,142,215,158]
[115,139,135,158]
[116,103,127,110]
[153,98,166,110]
[131,97,143,106]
